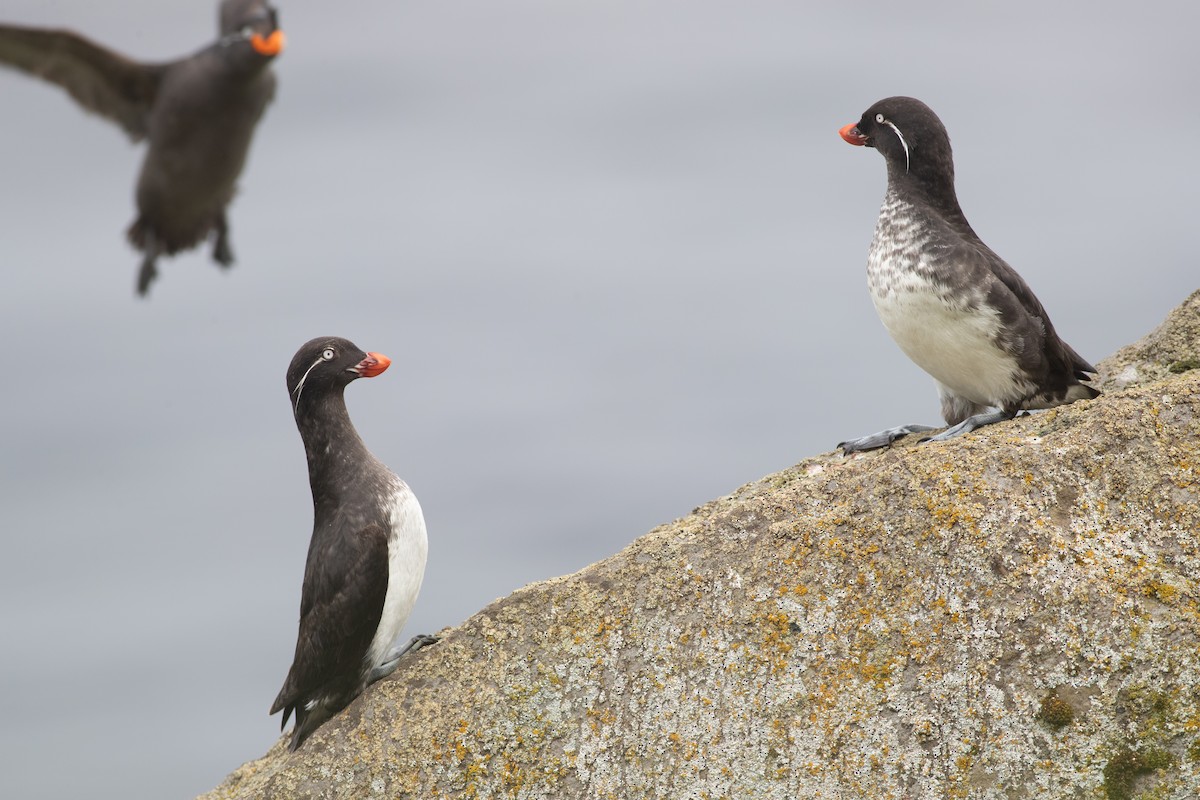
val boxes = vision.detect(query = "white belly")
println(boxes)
[865,194,1030,407]
[364,483,428,670]
[870,280,1026,406]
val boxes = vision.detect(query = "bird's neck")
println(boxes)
[214,38,276,79]
[293,392,380,504]
[886,166,976,240]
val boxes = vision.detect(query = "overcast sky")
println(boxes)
[1,1,1196,798]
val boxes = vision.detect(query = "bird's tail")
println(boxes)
[1066,382,1101,402]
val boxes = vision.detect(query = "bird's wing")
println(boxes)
[969,241,1096,377]
[270,522,389,717]
[0,24,166,141]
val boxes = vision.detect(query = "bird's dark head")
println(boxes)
[839,96,954,185]
[287,337,391,414]
[220,0,285,57]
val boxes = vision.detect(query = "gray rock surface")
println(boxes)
[201,291,1200,800]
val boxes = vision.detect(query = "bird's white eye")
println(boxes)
[875,113,885,123]
[240,25,253,36]
[322,348,335,360]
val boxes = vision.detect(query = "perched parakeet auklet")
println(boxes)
[837,96,1098,452]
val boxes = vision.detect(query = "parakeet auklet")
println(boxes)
[837,96,1098,452]
[0,0,284,295]
[271,336,436,751]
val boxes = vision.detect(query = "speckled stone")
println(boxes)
[200,291,1200,800]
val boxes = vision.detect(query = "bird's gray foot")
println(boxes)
[212,216,235,267]
[368,634,439,684]
[839,424,938,453]
[919,410,1014,443]
[136,234,161,297]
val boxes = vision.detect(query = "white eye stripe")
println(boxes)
[879,118,910,174]
[219,28,255,47]
[291,356,325,411]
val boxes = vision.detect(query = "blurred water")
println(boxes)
[0,1,1196,797]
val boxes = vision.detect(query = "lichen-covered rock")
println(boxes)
[1099,288,1200,390]
[201,294,1200,800]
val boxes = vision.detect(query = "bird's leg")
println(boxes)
[212,213,235,267]
[839,424,938,453]
[135,231,161,297]
[367,634,440,684]
[919,409,1016,443]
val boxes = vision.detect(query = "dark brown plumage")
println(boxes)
[837,97,1098,452]
[272,337,434,751]
[0,0,284,295]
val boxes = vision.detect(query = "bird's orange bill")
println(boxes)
[358,353,391,378]
[250,30,286,56]
[839,123,867,146]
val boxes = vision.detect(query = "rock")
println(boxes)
[1098,288,1200,391]
[201,293,1200,800]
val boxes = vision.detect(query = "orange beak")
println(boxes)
[250,29,286,57]
[839,123,868,146]
[356,352,391,378]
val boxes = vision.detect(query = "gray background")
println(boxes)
[1,1,1195,797]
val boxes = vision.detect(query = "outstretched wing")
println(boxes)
[0,24,166,141]
[270,522,388,721]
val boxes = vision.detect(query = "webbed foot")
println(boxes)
[839,424,937,453]
[212,215,235,267]
[367,634,440,684]
[135,233,161,297]
[918,410,1014,443]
